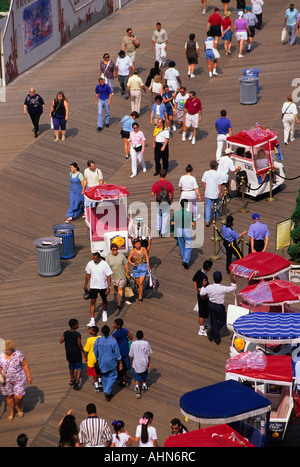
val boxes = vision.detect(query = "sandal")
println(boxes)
[8,414,14,421]
[17,410,24,418]
[69,380,75,386]
[138,299,143,304]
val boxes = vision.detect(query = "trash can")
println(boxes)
[243,68,260,93]
[51,223,76,259]
[239,77,258,105]
[34,237,62,277]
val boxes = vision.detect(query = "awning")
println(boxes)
[239,280,300,306]
[230,252,290,280]
[227,125,278,148]
[164,424,254,447]
[84,184,130,201]
[233,312,300,344]
[226,353,293,386]
[180,380,271,424]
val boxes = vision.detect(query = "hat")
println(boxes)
[238,11,244,17]
[246,5,251,10]
[224,11,231,17]
[225,148,234,154]
[252,213,260,220]
[213,271,222,282]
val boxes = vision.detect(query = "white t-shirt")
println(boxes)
[112,432,130,447]
[175,93,189,111]
[116,56,133,75]
[129,339,152,373]
[135,425,157,447]
[164,68,180,91]
[85,260,112,289]
[281,102,297,116]
[84,167,103,188]
[202,170,222,199]
[179,174,198,200]
[217,156,235,184]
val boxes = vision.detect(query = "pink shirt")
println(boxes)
[234,18,248,32]
[129,130,146,145]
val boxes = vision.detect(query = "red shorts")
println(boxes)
[87,366,97,377]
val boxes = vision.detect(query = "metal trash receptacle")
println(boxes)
[243,68,260,93]
[51,223,76,259]
[239,77,258,105]
[34,237,62,277]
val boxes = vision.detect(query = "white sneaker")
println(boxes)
[198,327,207,336]
[238,54,244,58]
[291,138,296,142]
[102,311,108,322]
[182,133,186,141]
[143,167,147,173]
[213,70,218,76]
[188,70,191,76]
[87,318,96,327]
[192,137,196,145]
[172,124,176,132]
[189,132,193,141]
[190,74,195,78]
[203,8,206,14]
[130,173,137,178]
[209,71,212,78]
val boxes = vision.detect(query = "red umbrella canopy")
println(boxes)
[230,252,290,280]
[239,279,300,306]
[84,184,130,200]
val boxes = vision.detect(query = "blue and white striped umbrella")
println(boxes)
[233,312,300,344]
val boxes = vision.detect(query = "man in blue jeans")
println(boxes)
[95,77,112,132]
[171,199,195,269]
[202,160,222,226]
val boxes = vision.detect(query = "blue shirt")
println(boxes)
[95,83,112,101]
[151,102,167,119]
[247,221,270,240]
[285,8,298,26]
[121,115,135,132]
[93,335,121,373]
[113,328,129,357]
[215,117,232,135]
[222,225,239,242]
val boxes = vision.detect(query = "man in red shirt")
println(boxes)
[151,169,174,237]
[207,7,222,45]
[182,91,202,145]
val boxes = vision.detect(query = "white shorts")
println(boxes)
[235,31,247,41]
[176,109,185,122]
[185,113,199,128]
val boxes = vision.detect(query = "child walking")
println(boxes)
[60,319,84,390]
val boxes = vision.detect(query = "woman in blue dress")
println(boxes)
[66,163,84,222]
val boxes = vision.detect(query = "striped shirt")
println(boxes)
[78,416,112,447]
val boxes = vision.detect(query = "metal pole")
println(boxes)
[266,168,275,202]
[222,186,228,224]
[210,203,221,260]
[239,176,249,213]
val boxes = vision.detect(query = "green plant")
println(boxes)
[289,188,300,263]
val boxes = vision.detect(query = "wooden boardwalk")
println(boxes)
[0,0,300,447]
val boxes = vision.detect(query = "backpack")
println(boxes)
[156,182,170,204]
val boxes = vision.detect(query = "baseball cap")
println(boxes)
[213,271,222,282]
[252,213,260,220]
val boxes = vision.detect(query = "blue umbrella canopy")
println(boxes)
[180,380,271,424]
[233,312,300,344]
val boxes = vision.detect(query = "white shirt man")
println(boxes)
[152,22,168,67]
[202,160,222,225]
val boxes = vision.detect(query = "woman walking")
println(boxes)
[184,33,199,78]
[100,53,115,93]
[66,163,84,222]
[24,88,44,138]
[127,239,150,303]
[281,94,299,145]
[50,91,69,142]
[0,340,32,421]
[128,122,146,177]
[204,31,218,78]
[178,164,201,221]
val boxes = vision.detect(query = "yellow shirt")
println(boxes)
[84,336,101,367]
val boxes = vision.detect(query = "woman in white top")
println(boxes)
[133,412,158,447]
[281,94,299,145]
[149,74,163,103]
[110,420,133,447]
[128,122,147,177]
[179,164,201,221]
[164,61,182,92]
[251,0,263,29]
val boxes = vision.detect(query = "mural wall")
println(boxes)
[3,0,131,84]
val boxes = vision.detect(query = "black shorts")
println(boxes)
[198,296,209,319]
[120,129,130,139]
[89,288,107,301]
[210,25,221,37]
[248,26,256,38]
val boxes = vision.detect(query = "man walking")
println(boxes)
[129,329,152,398]
[82,160,104,217]
[152,22,168,67]
[171,199,195,269]
[105,243,130,310]
[95,77,112,131]
[244,5,258,52]
[122,27,140,68]
[93,325,123,401]
[284,3,299,46]
[78,403,112,446]
[84,252,112,326]
[193,260,213,336]
[215,109,232,161]
[153,118,170,175]
[151,169,174,237]
[182,91,202,145]
[202,160,222,226]
[173,86,189,133]
[200,270,236,345]
[247,213,270,253]
[126,69,146,113]
[115,50,133,99]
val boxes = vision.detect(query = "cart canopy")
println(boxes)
[227,125,278,148]
[239,279,300,306]
[164,424,254,447]
[84,184,130,201]
[233,312,300,344]
[230,252,290,280]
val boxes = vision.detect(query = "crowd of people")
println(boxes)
[8,0,297,448]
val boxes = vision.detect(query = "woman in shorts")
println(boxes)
[127,239,150,303]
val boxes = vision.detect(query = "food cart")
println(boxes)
[84,184,131,256]
[179,379,271,447]
[225,352,295,440]
[226,125,284,197]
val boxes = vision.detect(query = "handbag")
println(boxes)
[213,47,220,59]
[0,372,5,384]
[133,144,143,153]
[124,279,135,298]
[281,28,287,42]
[148,270,159,289]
